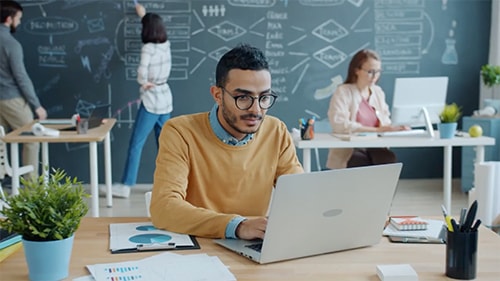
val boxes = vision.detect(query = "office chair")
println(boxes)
[0,125,34,200]
[145,191,152,217]
[313,120,332,171]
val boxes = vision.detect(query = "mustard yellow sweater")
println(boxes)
[150,112,303,238]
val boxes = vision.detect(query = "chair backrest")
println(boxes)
[313,120,332,171]
[0,125,12,179]
[145,191,152,217]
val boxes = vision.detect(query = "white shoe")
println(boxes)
[99,184,131,198]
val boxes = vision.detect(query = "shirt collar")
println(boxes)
[209,104,254,146]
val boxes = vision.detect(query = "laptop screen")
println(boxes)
[88,104,111,129]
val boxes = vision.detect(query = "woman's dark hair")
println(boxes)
[0,0,23,24]
[344,49,380,84]
[215,43,269,87]
[141,13,167,44]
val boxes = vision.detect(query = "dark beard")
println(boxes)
[221,100,263,135]
[10,24,17,34]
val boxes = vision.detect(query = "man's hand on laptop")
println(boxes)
[236,217,267,240]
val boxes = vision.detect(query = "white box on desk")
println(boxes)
[376,264,418,281]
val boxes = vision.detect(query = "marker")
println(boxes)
[133,0,138,5]
[461,200,478,232]
[471,219,482,232]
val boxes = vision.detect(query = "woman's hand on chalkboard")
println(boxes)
[135,4,146,18]
[35,106,47,120]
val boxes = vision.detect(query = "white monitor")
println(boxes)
[390,76,449,138]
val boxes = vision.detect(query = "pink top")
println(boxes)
[356,98,379,127]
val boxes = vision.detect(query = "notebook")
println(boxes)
[214,163,403,264]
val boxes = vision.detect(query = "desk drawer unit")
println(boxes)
[461,116,500,192]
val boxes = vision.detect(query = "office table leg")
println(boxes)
[41,142,49,184]
[302,149,311,173]
[89,141,99,217]
[10,143,20,195]
[104,132,112,208]
[475,145,485,164]
[443,146,452,212]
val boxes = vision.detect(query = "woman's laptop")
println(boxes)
[214,163,402,264]
[60,104,110,131]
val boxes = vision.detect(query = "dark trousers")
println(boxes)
[347,148,397,168]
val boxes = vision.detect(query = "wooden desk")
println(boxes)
[2,217,500,280]
[295,133,495,212]
[1,119,116,217]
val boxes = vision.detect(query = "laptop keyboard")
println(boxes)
[245,242,263,252]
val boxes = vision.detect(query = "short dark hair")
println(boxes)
[0,0,22,24]
[215,43,269,87]
[344,49,380,84]
[141,13,167,44]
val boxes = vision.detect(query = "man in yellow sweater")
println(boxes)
[150,44,303,240]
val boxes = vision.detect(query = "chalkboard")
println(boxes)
[14,0,491,182]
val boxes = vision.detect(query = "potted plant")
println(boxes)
[480,64,500,106]
[0,168,89,281]
[438,103,462,139]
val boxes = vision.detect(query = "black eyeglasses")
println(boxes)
[220,87,277,110]
[360,68,382,76]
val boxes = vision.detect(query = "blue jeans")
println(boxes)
[121,103,170,186]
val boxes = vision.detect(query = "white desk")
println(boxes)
[295,133,495,212]
[1,119,116,217]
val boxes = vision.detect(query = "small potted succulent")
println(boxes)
[438,103,462,139]
[0,168,89,281]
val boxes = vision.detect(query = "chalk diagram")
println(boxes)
[374,0,444,74]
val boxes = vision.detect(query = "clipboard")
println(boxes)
[109,222,200,254]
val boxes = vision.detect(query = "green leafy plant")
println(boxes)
[0,168,89,241]
[440,103,462,123]
[481,64,500,87]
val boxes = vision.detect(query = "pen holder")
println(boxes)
[77,119,88,134]
[300,121,314,140]
[445,230,478,280]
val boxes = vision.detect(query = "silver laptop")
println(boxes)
[214,163,402,264]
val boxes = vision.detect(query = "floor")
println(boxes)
[89,178,469,218]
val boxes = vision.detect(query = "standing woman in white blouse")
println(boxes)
[108,4,173,198]
[326,49,408,170]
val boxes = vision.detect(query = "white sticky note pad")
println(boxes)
[376,264,418,281]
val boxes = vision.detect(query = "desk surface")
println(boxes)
[1,119,116,143]
[296,133,495,149]
[1,217,500,280]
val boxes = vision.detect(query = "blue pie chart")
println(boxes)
[129,233,172,244]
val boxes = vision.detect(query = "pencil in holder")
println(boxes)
[77,119,88,134]
[300,118,314,140]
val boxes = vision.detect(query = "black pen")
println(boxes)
[461,200,478,232]
[471,219,482,232]
[450,218,459,232]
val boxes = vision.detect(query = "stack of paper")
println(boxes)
[83,252,236,281]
